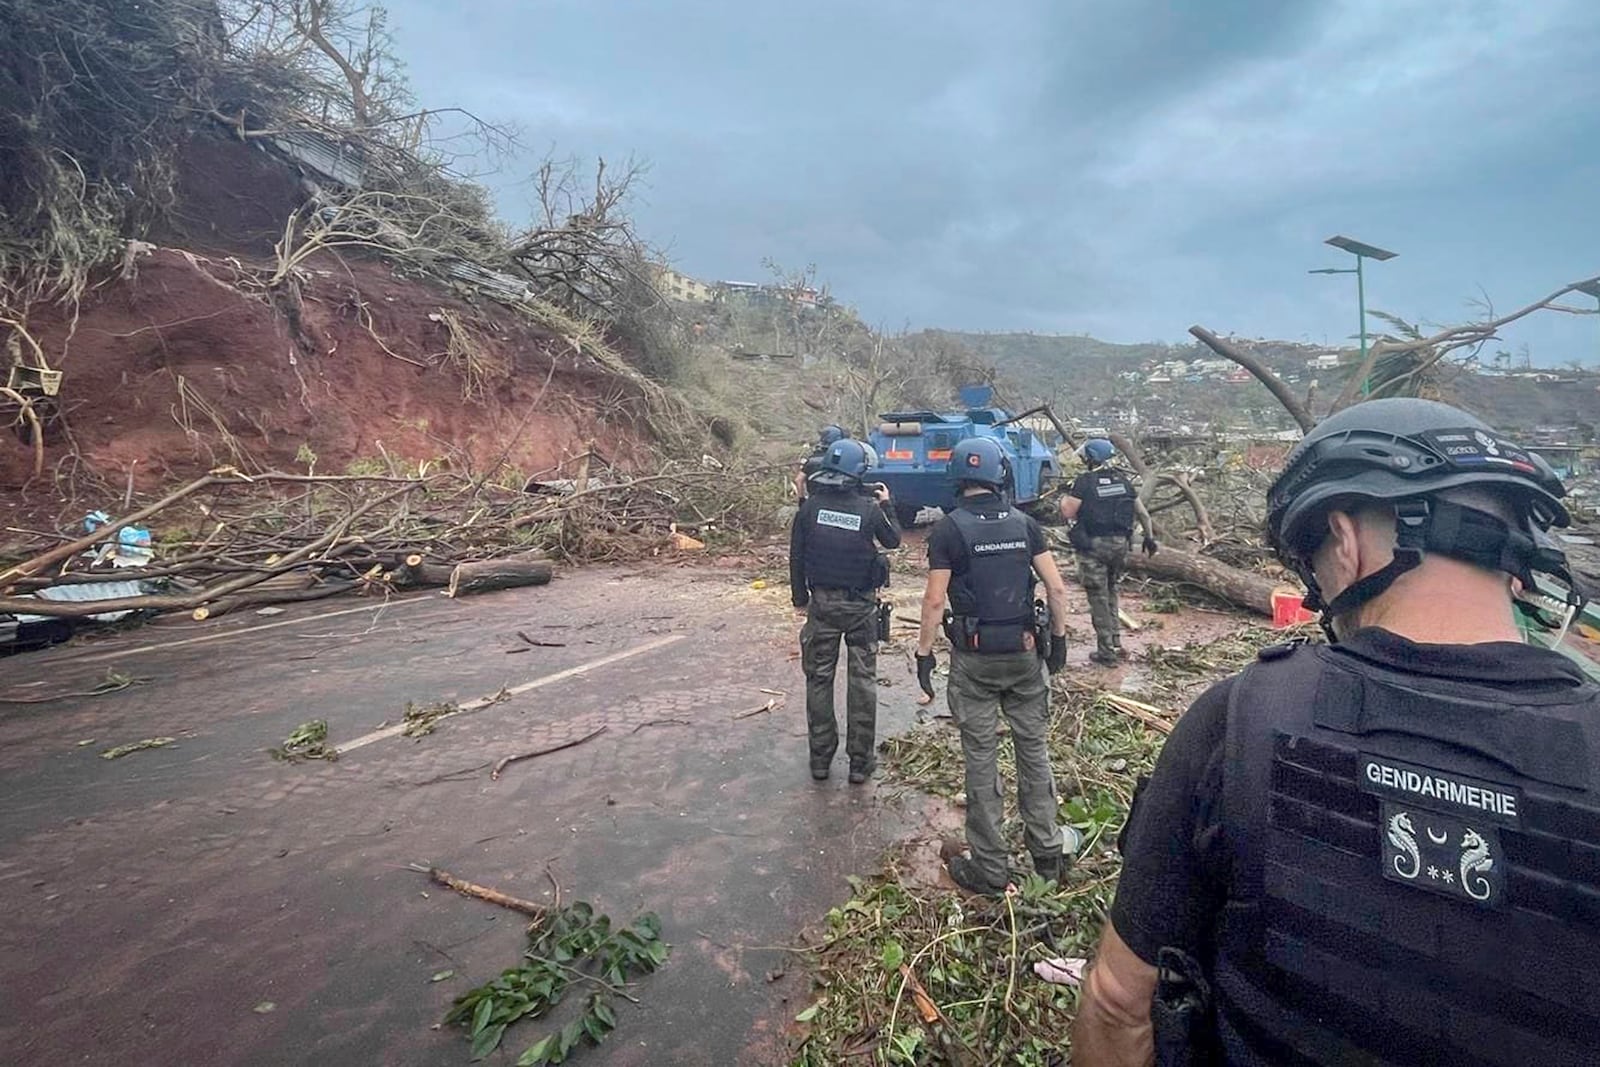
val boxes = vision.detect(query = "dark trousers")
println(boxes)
[800,587,878,768]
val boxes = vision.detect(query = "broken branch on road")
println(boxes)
[490,725,608,780]
[415,864,549,920]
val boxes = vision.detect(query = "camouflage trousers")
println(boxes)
[948,649,1063,884]
[800,587,879,769]
[1076,534,1130,657]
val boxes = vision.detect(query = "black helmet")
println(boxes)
[1265,398,1577,631]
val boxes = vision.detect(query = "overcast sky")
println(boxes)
[386,0,1600,361]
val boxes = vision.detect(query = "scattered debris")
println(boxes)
[734,697,779,720]
[100,737,175,760]
[1032,957,1087,987]
[517,631,566,648]
[447,555,554,599]
[401,700,459,739]
[0,669,147,704]
[252,1002,276,1015]
[270,720,336,762]
[490,725,608,781]
[630,718,691,733]
[445,902,668,1065]
[1099,693,1174,735]
[414,865,548,920]
[796,622,1280,1064]
[430,970,455,983]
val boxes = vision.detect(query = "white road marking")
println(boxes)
[334,633,687,754]
[30,597,439,666]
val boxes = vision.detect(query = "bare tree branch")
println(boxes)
[1188,325,1317,433]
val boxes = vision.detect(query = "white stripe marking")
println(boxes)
[334,633,687,754]
[36,598,438,666]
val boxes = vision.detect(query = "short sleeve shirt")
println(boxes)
[926,494,1047,573]
[1108,628,1592,965]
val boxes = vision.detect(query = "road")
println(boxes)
[0,564,935,1065]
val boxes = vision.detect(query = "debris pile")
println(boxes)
[0,461,787,641]
[792,623,1288,1065]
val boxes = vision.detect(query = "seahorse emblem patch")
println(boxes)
[1377,801,1504,908]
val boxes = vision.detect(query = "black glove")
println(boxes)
[1142,536,1159,557]
[1046,633,1067,674]
[916,652,937,700]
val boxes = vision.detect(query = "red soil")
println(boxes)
[1,134,653,521]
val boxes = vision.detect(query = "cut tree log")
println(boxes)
[389,553,456,588]
[1125,544,1277,616]
[447,557,554,598]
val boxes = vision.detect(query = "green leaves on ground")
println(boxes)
[445,903,668,1065]
[401,700,459,739]
[100,736,175,760]
[269,720,335,761]
[795,622,1281,1064]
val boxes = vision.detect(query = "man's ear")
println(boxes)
[1323,509,1366,588]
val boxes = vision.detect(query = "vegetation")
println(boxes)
[791,623,1284,1065]
[446,902,669,1065]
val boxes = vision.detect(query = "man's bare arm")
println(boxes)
[918,569,951,655]
[1032,550,1070,637]
[1072,921,1158,1067]
[1134,497,1155,543]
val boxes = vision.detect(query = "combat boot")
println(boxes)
[1032,851,1064,885]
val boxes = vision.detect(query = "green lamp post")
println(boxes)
[1310,234,1398,396]
[1575,279,1600,361]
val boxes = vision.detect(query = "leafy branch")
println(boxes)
[445,902,669,1065]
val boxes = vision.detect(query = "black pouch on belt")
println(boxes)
[876,601,892,642]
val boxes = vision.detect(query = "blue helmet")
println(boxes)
[818,424,847,447]
[950,437,1007,489]
[1080,438,1115,465]
[814,438,875,484]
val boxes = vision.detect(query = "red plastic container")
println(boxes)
[1272,587,1317,628]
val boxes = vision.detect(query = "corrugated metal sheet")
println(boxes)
[16,580,154,623]
[443,260,532,303]
[269,130,366,188]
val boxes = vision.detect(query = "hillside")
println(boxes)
[928,328,1600,438]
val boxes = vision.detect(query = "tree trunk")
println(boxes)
[447,558,554,598]
[1124,545,1277,616]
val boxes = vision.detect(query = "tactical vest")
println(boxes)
[1076,469,1137,538]
[1212,643,1600,1066]
[945,505,1035,653]
[801,489,884,594]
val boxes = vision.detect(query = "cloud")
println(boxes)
[384,0,1600,360]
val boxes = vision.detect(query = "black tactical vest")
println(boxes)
[800,488,884,594]
[1212,643,1600,1066]
[946,505,1035,653]
[1076,469,1137,538]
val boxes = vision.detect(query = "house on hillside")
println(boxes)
[657,268,715,303]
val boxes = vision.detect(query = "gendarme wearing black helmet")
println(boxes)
[1265,397,1580,636]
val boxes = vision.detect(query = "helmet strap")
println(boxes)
[1310,497,1586,642]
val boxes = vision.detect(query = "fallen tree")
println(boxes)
[1125,544,1277,617]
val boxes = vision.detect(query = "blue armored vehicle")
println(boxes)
[867,386,1063,527]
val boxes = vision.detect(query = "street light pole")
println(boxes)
[1311,235,1397,397]
[1574,280,1600,362]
